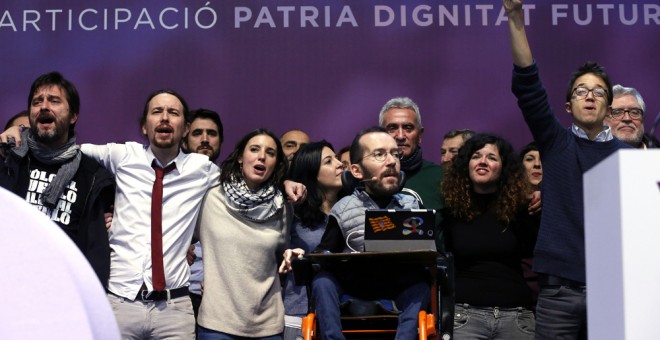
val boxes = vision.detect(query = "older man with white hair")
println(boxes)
[605,84,656,149]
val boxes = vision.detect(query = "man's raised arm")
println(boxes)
[504,0,533,68]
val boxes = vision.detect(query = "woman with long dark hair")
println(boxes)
[279,140,344,340]
[441,133,539,340]
[196,128,292,340]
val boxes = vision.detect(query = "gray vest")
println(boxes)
[330,189,420,253]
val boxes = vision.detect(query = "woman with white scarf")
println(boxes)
[196,128,292,340]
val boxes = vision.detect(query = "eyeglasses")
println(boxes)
[360,149,402,163]
[572,86,608,99]
[609,108,644,121]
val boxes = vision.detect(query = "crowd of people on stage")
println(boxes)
[1,0,657,339]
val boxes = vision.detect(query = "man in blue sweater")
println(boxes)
[503,1,629,339]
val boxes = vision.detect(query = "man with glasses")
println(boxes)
[503,0,630,339]
[606,85,655,149]
[311,126,430,339]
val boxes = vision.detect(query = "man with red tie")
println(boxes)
[3,87,306,339]
[80,90,306,339]
[81,89,217,339]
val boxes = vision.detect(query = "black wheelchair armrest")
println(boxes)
[437,252,455,339]
[292,257,317,286]
[292,257,322,314]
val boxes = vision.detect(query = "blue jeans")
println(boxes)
[197,326,282,340]
[311,271,430,340]
[535,285,587,340]
[453,304,535,340]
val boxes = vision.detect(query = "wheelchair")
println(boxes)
[292,251,454,340]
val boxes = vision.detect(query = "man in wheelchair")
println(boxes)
[311,126,432,339]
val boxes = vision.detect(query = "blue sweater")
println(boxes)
[283,216,327,316]
[512,63,629,283]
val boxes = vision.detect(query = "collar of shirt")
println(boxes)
[571,124,614,142]
[146,146,185,172]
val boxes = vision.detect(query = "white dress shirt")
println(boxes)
[82,142,219,300]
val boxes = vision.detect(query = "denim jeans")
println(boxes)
[311,270,430,340]
[453,303,535,340]
[535,285,587,340]
[197,326,282,340]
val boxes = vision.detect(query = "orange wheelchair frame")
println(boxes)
[292,251,454,340]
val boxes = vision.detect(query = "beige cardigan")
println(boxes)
[196,184,291,337]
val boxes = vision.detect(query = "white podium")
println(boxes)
[584,149,660,340]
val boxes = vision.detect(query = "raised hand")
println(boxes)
[502,0,523,14]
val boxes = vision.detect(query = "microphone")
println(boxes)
[361,177,378,183]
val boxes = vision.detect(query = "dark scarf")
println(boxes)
[12,129,81,208]
[399,146,423,175]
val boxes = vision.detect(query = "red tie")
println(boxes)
[151,161,176,292]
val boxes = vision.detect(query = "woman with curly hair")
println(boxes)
[441,133,539,340]
[279,140,345,340]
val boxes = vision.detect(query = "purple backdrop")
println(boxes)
[2,1,659,162]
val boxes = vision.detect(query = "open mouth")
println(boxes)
[155,125,173,133]
[155,125,173,138]
[254,164,266,172]
[382,171,398,179]
[36,114,55,125]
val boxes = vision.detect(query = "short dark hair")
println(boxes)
[3,110,28,131]
[220,128,288,186]
[349,126,389,164]
[519,142,539,159]
[139,89,190,129]
[28,72,80,134]
[565,62,613,105]
[337,145,350,159]
[187,108,224,143]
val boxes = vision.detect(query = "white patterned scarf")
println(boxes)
[222,176,284,222]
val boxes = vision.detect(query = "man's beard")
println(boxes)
[31,125,64,145]
[363,167,400,198]
[196,144,219,162]
[617,129,643,145]
[152,138,178,150]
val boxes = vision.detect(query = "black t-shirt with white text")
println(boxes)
[16,155,93,241]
